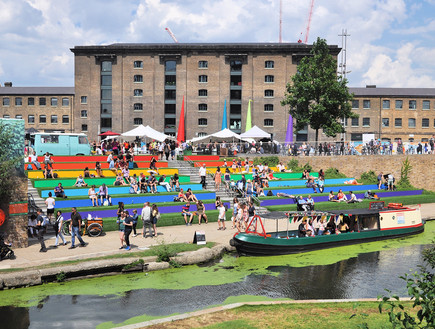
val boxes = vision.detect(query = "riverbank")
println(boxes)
[1,203,434,289]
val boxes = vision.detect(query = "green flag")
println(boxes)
[245,99,252,131]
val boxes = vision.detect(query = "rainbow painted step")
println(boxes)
[27,168,179,179]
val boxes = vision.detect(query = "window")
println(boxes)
[395,100,403,109]
[51,97,58,106]
[198,132,207,137]
[422,100,430,110]
[101,75,112,86]
[409,100,417,110]
[198,89,208,97]
[265,60,274,68]
[134,89,143,96]
[382,118,390,127]
[165,90,176,100]
[363,100,370,109]
[62,115,69,124]
[101,89,112,99]
[15,115,22,119]
[28,115,35,124]
[81,124,88,132]
[134,118,143,125]
[40,135,59,144]
[101,61,112,72]
[382,100,390,109]
[28,97,34,106]
[395,118,402,127]
[15,97,22,106]
[39,115,46,123]
[362,117,370,127]
[165,60,176,72]
[264,119,273,127]
[134,103,143,111]
[265,75,274,83]
[408,118,416,128]
[80,110,88,118]
[3,115,10,118]
[230,90,241,100]
[230,60,242,72]
[134,75,143,83]
[2,97,10,106]
[198,118,207,126]
[351,117,359,127]
[165,104,176,114]
[79,136,87,144]
[62,98,69,106]
[39,98,46,106]
[264,104,274,112]
[198,104,208,111]
[134,61,143,68]
[51,115,58,124]
[422,118,429,128]
[165,75,176,86]
[198,61,208,68]
[352,100,359,109]
[198,75,208,83]
[80,96,87,104]
[264,89,274,97]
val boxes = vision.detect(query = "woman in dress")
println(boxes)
[88,185,99,207]
[196,200,208,224]
[215,196,221,209]
[224,168,231,189]
[214,166,222,191]
[151,204,160,237]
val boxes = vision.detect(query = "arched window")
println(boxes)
[265,75,274,83]
[264,119,273,127]
[264,104,274,112]
[134,75,143,83]
[134,89,143,96]
[198,61,208,68]
[265,60,274,68]
[198,104,208,111]
[198,118,208,126]
[134,118,143,125]
[198,89,208,97]
[199,75,208,83]
[264,89,274,98]
[134,103,143,111]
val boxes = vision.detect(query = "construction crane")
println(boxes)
[165,27,178,43]
[298,0,315,44]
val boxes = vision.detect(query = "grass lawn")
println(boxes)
[151,301,417,329]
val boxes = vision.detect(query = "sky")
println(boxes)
[1,0,435,88]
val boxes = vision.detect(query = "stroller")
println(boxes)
[0,233,14,261]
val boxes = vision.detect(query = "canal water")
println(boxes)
[0,222,433,329]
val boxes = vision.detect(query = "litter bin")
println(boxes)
[220,148,228,156]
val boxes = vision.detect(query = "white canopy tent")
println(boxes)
[240,125,271,139]
[188,128,242,143]
[121,125,171,142]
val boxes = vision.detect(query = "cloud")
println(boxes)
[362,43,435,87]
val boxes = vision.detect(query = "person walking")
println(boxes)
[141,202,153,238]
[132,209,138,236]
[123,210,133,250]
[53,210,68,247]
[199,163,207,189]
[69,207,86,249]
[45,192,55,223]
[214,166,222,191]
[117,211,126,249]
[36,209,47,252]
[217,202,226,231]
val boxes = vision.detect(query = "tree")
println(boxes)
[281,37,357,148]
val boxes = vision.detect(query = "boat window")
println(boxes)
[360,215,379,230]
[40,135,59,144]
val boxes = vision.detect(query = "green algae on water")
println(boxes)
[0,221,433,308]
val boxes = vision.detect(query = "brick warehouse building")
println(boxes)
[70,43,341,142]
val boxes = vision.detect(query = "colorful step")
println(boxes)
[33,155,161,162]
[27,168,179,179]
[26,161,168,170]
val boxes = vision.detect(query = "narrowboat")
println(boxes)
[230,202,424,256]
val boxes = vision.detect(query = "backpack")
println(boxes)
[27,164,33,170]
[267,190,273,196]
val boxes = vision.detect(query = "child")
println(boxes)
[217,202,226,231]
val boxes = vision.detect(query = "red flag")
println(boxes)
[177,96,185,144]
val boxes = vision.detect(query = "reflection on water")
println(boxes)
[0,245,426,329]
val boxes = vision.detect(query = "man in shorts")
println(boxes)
[217,202,226,230]
[181,202,194,226]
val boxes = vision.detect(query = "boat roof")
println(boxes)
[328,208,383,216]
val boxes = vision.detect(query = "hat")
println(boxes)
[247,179,251,182]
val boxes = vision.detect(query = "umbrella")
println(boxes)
[99,130,121,136]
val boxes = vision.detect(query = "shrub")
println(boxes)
[302,162,313,172]
[252,156,280,167]
[56,271,66,282]
[152,240,177,262]
[324,167,346,178]
[287,159,300,172]
[397,157,414,189]
[360,170,378,184]
[123,259,144,271]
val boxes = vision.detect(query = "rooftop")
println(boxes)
[349,87,435,97]
[0,87,75,96]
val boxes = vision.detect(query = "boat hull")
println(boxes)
[231,224,425,256]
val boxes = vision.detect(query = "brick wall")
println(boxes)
[279,154,435,191]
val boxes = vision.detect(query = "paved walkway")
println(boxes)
[1,203,434,270]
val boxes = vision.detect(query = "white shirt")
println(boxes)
[218,206,226,219]
[45,197,55,209]
[199,166,207,176]
[30,154,38,162]
[141,206,151,221]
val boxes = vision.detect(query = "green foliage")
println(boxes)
[324,167,346,178]
[378,240,435,328]
[122,259,144,271]
[152,239,177,262]
[252,156,280,167]
[302,162,312,172]
[0,121,24,201]
[56,271,66,282]
[169,259,182,268]
[360,170,378,184]
[285,159,312,173]
[397,157,414,189]
[281,38,356,143]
